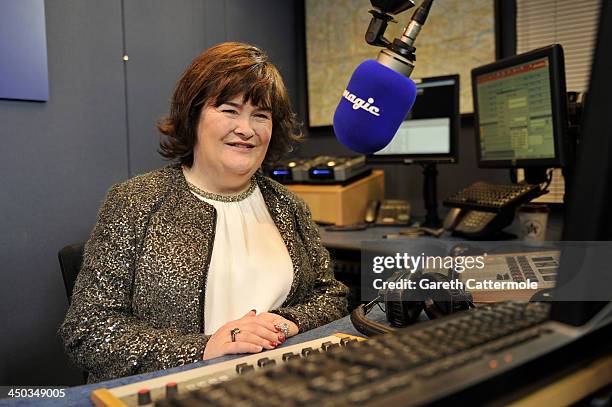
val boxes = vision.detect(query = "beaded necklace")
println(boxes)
[186,178,256,202]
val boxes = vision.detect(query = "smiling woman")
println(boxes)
[158,42,301,172]
[186,96,273,194]
[58,42,349,382]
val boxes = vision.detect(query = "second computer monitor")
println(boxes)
[472,44,567,168]
[368,74,459,165]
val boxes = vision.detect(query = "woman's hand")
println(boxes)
[202,310,286,360]
[254,312,299,338]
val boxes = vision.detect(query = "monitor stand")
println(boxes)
[421,163,442,228]
[523,167,549,184]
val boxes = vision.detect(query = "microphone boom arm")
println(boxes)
[366,0,435,77]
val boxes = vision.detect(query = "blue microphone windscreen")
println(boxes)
[333,60,417,154]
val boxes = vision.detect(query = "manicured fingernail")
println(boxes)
[270,341,277,347]
[278,336,285,343]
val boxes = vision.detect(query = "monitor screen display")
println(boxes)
[376,117,450,155]
[472,44,567,168]
[369,75,459,164]
[475,57,556,161]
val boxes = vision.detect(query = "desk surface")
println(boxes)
[2,307,610,407]
[0,216,576,407]
[0,311,386,407]
[319,213,564,250]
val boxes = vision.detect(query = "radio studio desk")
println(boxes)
[4,215,611,407]
[319,211,564,250]
[319,212,565,307]
[4,308,611,407]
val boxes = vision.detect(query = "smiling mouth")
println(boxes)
[225,142,255,149]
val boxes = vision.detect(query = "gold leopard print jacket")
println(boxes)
[58,164,348,382]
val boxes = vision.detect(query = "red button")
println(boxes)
[166,382,178,398]
[137,388,151,405]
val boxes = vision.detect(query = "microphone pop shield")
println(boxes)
[333,59,417,154]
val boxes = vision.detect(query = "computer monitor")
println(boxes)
[367,74,459,165]
[472,45,568,172]
[551,2,612,326]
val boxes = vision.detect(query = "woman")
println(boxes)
[59,42,348,382]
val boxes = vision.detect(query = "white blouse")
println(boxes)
[189,182,294,335]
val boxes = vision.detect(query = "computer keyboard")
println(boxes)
[152,302,552,407]
[444,181,542,212]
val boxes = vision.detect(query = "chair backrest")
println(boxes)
[58,242,85,303]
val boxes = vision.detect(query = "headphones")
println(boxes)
[351,269,475,336]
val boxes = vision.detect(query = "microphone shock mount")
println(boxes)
[367,0,434,77]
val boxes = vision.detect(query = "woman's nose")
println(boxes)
[233,115,255,139]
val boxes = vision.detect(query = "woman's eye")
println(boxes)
[222,109,238,114]
[255,113,271,120]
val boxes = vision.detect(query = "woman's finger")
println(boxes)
[222,341,263,355]
[256,313,298,337]
[232,330,277,349]
[241,309,257,319]
[242,322,283,344]
[249,315,280,333]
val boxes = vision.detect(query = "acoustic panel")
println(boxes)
[0,0,49,101]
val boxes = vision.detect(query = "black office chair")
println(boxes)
[58,241,89,383]
[58,242,85,304]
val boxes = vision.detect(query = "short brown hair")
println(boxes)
[158,42,303,166]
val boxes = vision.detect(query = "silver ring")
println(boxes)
[275,323,289,338]
[230,327,240,342]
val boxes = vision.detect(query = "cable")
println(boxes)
[350,302,395,336]
[542,168,554,191]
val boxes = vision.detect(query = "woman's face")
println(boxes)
[194,95,273,179]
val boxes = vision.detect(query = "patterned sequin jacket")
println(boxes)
[58,164,348,382]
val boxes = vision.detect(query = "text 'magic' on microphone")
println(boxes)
[333,59,417,154]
